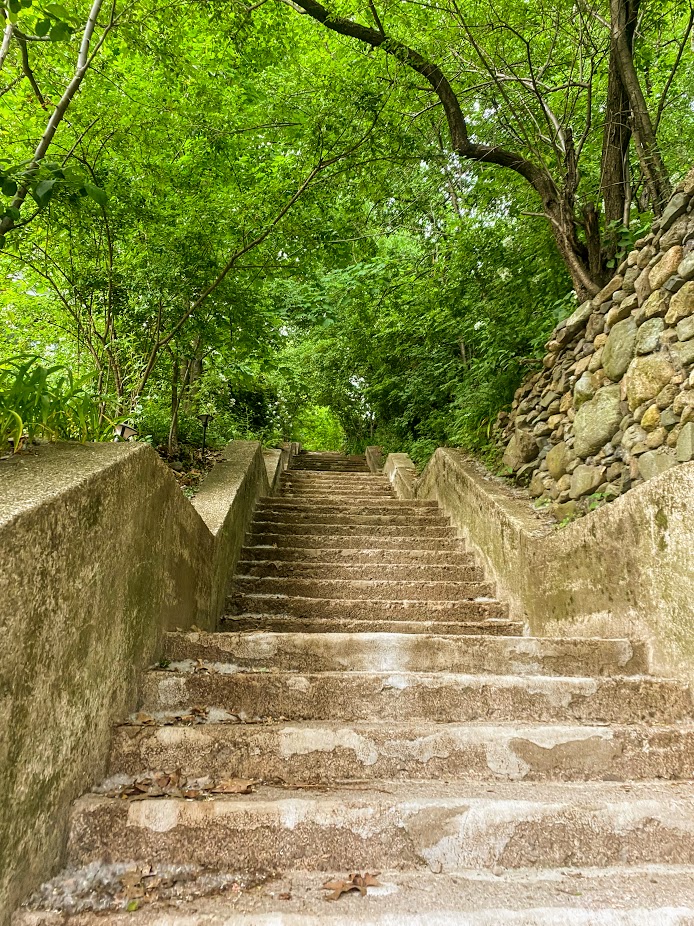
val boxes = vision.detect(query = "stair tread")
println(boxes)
[163,630,648,675]
[146,665,682,684]
[220,615,523,636]
[77,776,694,807]
[17,866,694,924]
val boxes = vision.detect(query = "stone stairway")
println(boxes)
[16,451,694,923]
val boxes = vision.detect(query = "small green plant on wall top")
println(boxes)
[0,354,116,453]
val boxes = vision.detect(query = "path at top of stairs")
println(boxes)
[15,450,694,925]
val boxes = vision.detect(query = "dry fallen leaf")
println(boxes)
[211,778,257,794]
[323,873,381,901]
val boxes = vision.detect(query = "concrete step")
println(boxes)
[281,476,388,484]
[221,614,523,636]
[239,546,475,564]
[139,668,690,724]
[279,486,388,494]
[257,503,439,517]
[292,468,370,473]
[289,470,371,474]
[17,866,694,924]
[162,631,648,676]
[236,561,484,581]
[253,512,449,527]
[109,719,694,783]
[231,577,495,601]
[227,594,506,623]
[66,781,694,872]
[249,533,462,550]
[258,499,429,512]
[279,491,396,500]
[249,522,457,537]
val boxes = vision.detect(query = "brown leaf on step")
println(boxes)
[323,872,381,901]
[279,892,292,900]
[133,711,156,726]
[210,778,257,794]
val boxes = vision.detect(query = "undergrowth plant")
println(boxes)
[0,355,115,452]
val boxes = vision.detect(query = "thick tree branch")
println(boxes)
[14,28,46,107]
[280,0,556,204]
[0,13,12,72]
[609,0,671,212]
[654,6,694,134]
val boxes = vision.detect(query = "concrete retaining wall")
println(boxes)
[0,439,286,921]
[386,447,694,680]
[365,446,385,474]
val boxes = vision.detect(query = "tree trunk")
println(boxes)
[168,353,181,457]
[609,0,671,213]
[601,21,633,245]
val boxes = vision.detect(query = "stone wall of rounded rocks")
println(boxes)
[499,168,694,520]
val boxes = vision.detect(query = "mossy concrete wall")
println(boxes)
[0,439,281,921]
[386,447,694,679]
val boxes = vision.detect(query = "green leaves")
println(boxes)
[49,19,72,41]
[32,178,56,206]
[1,177,18,197]
[84,183,107,206]
[8,0,33,14]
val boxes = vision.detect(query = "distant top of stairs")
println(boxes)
[290,450,369,472]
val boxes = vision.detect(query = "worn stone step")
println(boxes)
[221,614,522,636]
[109,719,694,783]
[280,479,391,489]
[227,594,505,623]
[249,522,456,537]
[280,484,393,493]
[292,469,370,474]
[257,503,437,517]
[162,631,648,677]
[279,491,396,501]
[249,533,462,550]
[253,512,449,528]
[281,478,391,489]
[236,561,484,582]
[232,577,495,601]
[291,468,369,472]
[239,546,474,564]
[259,499,429,511]
[67,781,694,872]
[17,866,694,924]
[139,668,690,724]
[287,468,374,476]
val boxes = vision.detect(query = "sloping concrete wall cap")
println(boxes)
[0,439,277,922]
[385,447,694,680]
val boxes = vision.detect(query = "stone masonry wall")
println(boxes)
[500,168,694,519]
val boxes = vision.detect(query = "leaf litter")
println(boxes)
[24,862,274,914]
[97,770,257,800]
[121,705,288,727]
[323,872,382,901]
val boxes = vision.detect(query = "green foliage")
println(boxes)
[0,355,115,451]
[0,0,692,468]
[291,405,346,452]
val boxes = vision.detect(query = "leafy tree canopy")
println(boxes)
[1,0,692,460]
